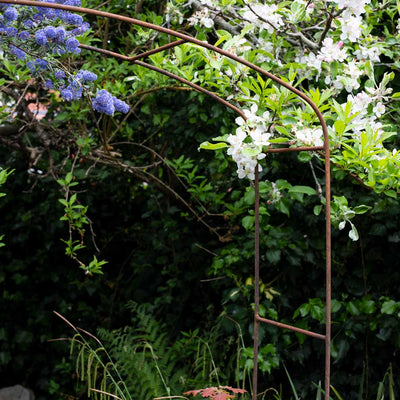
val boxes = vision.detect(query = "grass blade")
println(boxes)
[283,364,300,400]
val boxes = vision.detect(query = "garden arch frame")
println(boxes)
[0,1,333,399]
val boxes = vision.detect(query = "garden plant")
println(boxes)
[0,0,400,399]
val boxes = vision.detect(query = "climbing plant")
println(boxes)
[0,0,399,399]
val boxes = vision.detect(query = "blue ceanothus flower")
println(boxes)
[0,0,129,116]
[3,6,18,22]
[91,90,130,116]
[92,90,115,115]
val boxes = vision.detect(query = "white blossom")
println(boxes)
[299,52,322,74]
[226,105,272,180]
[306,3,315,14]
[339,15,363,42]
[373,102,385,118]
[347,91,371,115]
[294,126,324,147]
[327,60,363,92]
[354,45,381,62]
[188,8,214,28]
[331,0,370,17]
[318,38,347,62]
[242,3,284,33]
[250,127,271,147]
[164,3,184,24]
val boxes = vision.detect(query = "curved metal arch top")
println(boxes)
[0,2,332,399]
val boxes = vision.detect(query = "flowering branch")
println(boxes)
[0,0,129,116]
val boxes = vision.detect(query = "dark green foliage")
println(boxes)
[96,302,218,399]
[64,302,249,400]
[0,1,400,400]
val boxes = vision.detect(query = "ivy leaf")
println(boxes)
[381,300,398,315]
[242,215,255,231]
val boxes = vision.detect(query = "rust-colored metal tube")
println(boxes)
[0,2,332,399]
[78,44,246,120]
[256,314,326,340]
[253,167,260,400]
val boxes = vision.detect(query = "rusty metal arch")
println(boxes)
[0,1,332,399]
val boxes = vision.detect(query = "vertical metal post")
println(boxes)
[253,167,260,400]
[324,146,332,400]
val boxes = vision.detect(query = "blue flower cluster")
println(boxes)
[59,69,97,101]
[0,1,88,57]
[54,69,129,115]
[0,1,129,116]
[92,90,130,116]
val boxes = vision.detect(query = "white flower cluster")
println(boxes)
[298,52,322,75]
[345,85,391,139]
[227,104,271,180]
[293,125,324,147]
[267,181,283,204]
[255,38,275,63]
[339,14,363,42]
[354,45,381,63]
[325,60,363,92]
[331,0,371,17]
[242,3,284,34]
[318,38,347,62]
[332,0,371,42]
[164,3,184,25]
[203,35,251,79]
[188,8,214,28]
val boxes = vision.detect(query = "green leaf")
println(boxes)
[275,179,292,190]
[381,300,398,315]
[58,198,69,207]
[364,60,375,82]
[384,190,397,199]
[331,299,342,313]
[240,23,255,36]
[242,146,262,157]
[314,205,323,216]
[288,186,316,196]
[297,151,312,163]
[242,215,255,231]
[333,195,348,207]
[283,364,300,400]
[275,198,290,217]
[347,301,360,316]
[69,193,77,205]
[330,385,344,400]
[65,172,73,184]
[0,168,14,185]
[334,120,346,135]
[310,303,323,321]
[198,141,228,151]
[352,205,371,214]
[360,298,375,314]
[266,249,281,264]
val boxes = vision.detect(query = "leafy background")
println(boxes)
[0,0,400,399]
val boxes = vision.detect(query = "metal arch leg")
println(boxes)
[252,160,331,400]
